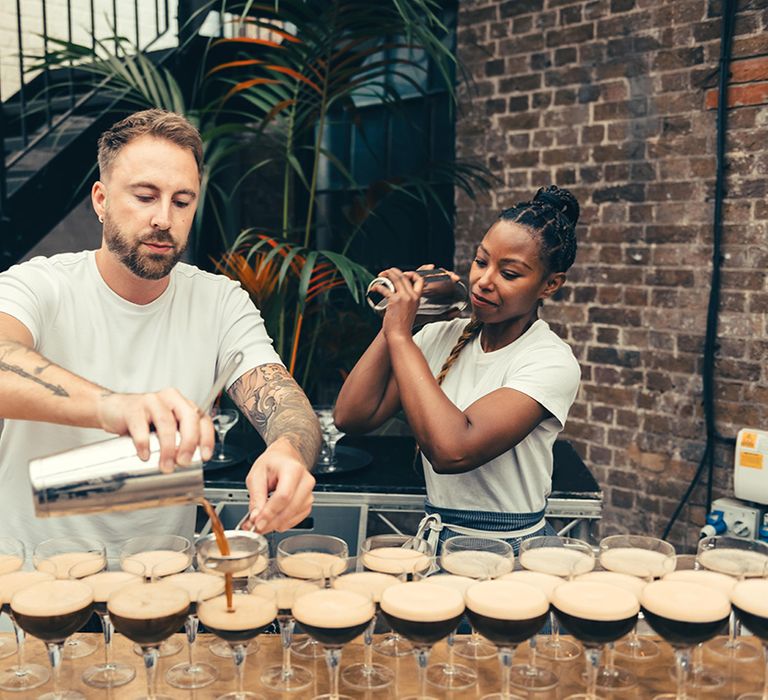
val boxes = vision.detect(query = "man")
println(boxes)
[0,109,320,553]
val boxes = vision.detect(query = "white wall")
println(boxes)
[1,0,179,101]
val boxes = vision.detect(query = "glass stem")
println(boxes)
[11,615,25,668]
[606,642,616,672]
[46,642,63,696]
[728,610,736,649]
[499,646,515,700]
[584,645,602,700]
[693,643,704,673]
[324,646,342,700]
[446,631,456,671]
[363,617,375,671]
[232,643,247,696]
[469,625,481,647]
[186,614,198,668]
[529,634,538,670]
[280,616,294,676]
[143,646,159,699]
[673,647,691,700]
[549,611,561,649]
[414,646,430,699]
[761,643,768,700]
[99,612,113,667]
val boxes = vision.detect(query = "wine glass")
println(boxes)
[277,534,349,659]
[212,408,240,462]
[314,406,344,471]
[33,536,106,660]
[358,533,433,658]
[697,535,768,662]
[551,580,639,700]
[11,579,95,700]
[0,538,25,662]
[196,529,269,660]
[333,557,399,691]
[198,586,277,700]
[732,577,768,700]
[164,571,225,689]
[251,560,322,692]
[641,579,730,700]
[80,565,141,688]
[600,534,675,666]
[0,543,53,693]
[109,580,190,700]
[663,564,735,691]
[380,579,465,700]
[520,535,595,663]
[293,582,375,700]
[439,536,513,685]
[466,579,550,700]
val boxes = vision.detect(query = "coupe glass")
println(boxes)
[198,587,277,700]
[0,541,52,692]
[600,534,675,666]
[80,566,141,688]
[440,536,513,681]
[33,536,107,660]
[697,535,768,662]
[379,580,464,700]
[520,536,595,663]
[0,538,25,661]
[732,578,768,700]
[212,408,240,462]
[333,557,398,691]
[109,581,190,700]
[164,572,224,689]
[641,579,730,700]
[551,580,639,700]
[466,579,550,700]
[251,560,322,692]
[120,534,193,658]
[359,533,433,658]
[11,579,94,700]
[277,534,349,659]
[664,563,735,691]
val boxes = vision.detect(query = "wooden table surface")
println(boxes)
[0,632,763,698]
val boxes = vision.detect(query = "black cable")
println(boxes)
[662,0,736,540]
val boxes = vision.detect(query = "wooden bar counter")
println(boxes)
[0,632,763,698]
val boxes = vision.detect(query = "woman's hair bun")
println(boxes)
[532,185,579,228]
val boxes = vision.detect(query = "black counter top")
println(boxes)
[204,435,602,500]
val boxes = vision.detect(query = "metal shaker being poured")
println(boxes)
[29,351,243,518]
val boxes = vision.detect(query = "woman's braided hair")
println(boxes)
[434,185,579,386]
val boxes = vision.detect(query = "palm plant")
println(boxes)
[27,0,494,398]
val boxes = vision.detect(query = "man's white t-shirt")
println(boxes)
[0,251,282,556]
[413,317,580,514]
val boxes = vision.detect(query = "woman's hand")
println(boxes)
[374,267,424,341]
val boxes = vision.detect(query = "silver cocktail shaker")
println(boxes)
[29,351,243,518]
[366,268,468,321]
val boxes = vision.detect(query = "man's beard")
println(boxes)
[103,215,186,280]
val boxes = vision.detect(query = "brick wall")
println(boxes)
[455,0,768,550]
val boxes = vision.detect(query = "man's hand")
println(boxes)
[97,389,215,472]
[242,437,316,533]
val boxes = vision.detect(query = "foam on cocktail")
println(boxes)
[198,593,277,631]
[293,589,374,628]
[663,570,735,596]
[380,582,464,622]
[0,555,23,576]
[278,552,346,579]
[466,580,548,620]
[499,570,563,598]
[519,547,593,577]
[333,572,399,603]
[552,581,639,621]
[251,578,320,611]
[108,582,189,620]
[12,580,93,617]
[427,573,475,594]
[575,571,646,597]
[641,581,730,623]
[122,550,190,578]
[440,550,513,579]
[600,548,673,578]
[81,571,141,602]
[361,547,431,575]
[37,551,104,579]
[698,548,768,577]
[732,579,768,619]
[0,571,54,605]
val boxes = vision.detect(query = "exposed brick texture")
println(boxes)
[455,0,768,551]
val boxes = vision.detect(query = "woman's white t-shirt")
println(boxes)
[0,251,282,556]
[413,318,580,514]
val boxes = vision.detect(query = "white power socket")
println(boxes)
[701,497,766,539]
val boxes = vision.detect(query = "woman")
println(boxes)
[334,186,581,553]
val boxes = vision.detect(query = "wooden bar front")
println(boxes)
[0,632,763,698]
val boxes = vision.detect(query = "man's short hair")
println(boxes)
[97,108,204,179]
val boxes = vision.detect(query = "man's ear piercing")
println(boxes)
[98,215,104,224]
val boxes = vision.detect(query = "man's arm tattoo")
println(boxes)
[229,364,321,468]
[0,341,69,397]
